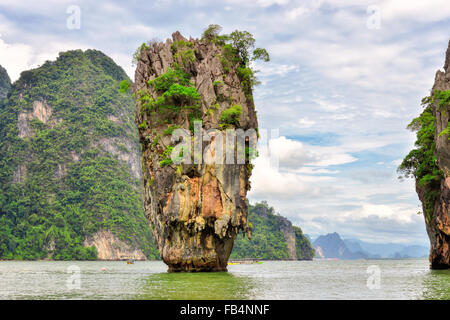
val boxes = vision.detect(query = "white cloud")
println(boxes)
[391,159,402,166]
[341,203,416,223]
[380,0,450,22]
[296,167,340,174]
[0,37,34,82]
[309,150,357,167]
[267,136,316,169]
[266,136,361,170]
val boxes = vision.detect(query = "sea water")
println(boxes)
[0,259,448,299]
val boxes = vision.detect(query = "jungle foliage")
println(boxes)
[0,50,159,260]
[398,94,446,221]
[231,201,315,260]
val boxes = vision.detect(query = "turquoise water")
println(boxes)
[0,259,448,299]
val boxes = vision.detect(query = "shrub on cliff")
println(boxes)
[201,24,269,96]
[398,95,444,221]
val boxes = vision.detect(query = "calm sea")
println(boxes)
[0,259,448,299]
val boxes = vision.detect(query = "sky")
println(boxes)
[0,0,449,245]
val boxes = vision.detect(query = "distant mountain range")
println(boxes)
[343,238,429,259]
[310,232,429,260]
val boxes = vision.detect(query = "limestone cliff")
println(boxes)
[133,30,260,271]
[0,50,158,260]
[421,40,450,269]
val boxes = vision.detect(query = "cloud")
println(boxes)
[306,146,358,166]
[297,118,315,128]
[0,37,33,82]
[254,62,299,78]
[262,136,360,170]
[349,168,393,183]
[255,0,290,8]
[249,151,324,200]
[323,0,450,23]
[222,0,290,8]
[267,136,316,169]
[341,203,417,223]
[248,133,425,244]
[380,0,450,22]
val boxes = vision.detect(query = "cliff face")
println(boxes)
[0,65,11,99]
[84,230,146,260]
[0,50,158,260]
[421,40,450,269]
[231,202,315,260]
[133,31,258,271]
[279,216,298,259]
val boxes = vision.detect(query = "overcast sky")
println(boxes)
[1,0,449,245]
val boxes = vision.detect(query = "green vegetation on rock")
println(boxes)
[0,65,11,99]
[0,50,159,260]
[433,90,450,112]
[398,95,444,221]
[137,64,202,165]
[148,66,191,92]
[160,145,174,167]
[434,90,450,138]
[140,65,201,121]
[219,104,242,129]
